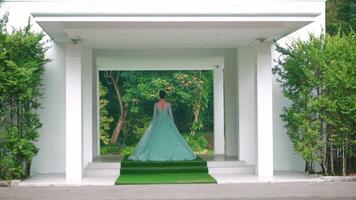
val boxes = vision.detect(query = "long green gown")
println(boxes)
[128,103,197,161]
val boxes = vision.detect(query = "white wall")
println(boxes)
[32,42,66,175]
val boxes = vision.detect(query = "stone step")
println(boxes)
[86,162,120,169]
[84,168,120,176]
[206,160,255,175]
[208,165,255,175]
[85,160,255,176]
[84,162,121,177]
[207,160,247,168]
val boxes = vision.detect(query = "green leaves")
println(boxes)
[326,0,356,36]
[0,17,48,180]
[274,31,356,174]
[99,83,113,145]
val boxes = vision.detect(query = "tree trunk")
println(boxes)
[190,103,201,136]
[342,139,347,176]
[305,161,310,173]
[329,142,335,176]
[110,110,127,144]
[311,162,315,174]
[321,119,328,175]
[105,71,128,145]
[347,154,352,175]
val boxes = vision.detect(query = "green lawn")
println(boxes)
[116,173,216,185]
[115,156,216,185]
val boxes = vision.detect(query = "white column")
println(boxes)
[82,47,93,167]
[65,44,83,183]
[213,66,225,155]
[238,47,256,165]
[255,43,274,176]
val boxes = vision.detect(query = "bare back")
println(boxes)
[156,100,170,110]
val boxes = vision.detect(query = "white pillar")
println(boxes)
[238,47,256,165]
[256,43,274,176]
[213,66,225,155]
[82,47,93,167]
[65,44,83,183]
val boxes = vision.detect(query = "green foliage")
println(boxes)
[326,0,355,35]
[273,32,356,175]
[191,120,203,134]
[0,15,49,180]
[121,115,151,146]
[99,83,113,145]
[99,70,214,154]
[100,145,135,156]
[183,133,208,154]
[120,146,135,156]
[100,145,120,155]
[174,71,213,134]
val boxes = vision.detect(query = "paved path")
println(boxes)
[1,182,355,200]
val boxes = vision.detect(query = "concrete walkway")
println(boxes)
[17,171,336,186]
[1,182,356,200]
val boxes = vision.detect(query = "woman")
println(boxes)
[128,90,197,161]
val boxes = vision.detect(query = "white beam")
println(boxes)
[255,43,273,176]
[65,44,83,183]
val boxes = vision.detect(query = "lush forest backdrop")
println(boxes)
[99,70,214,155]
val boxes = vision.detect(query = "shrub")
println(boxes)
[0,15,49,180]
[273,31,356,175]
[184,133,208,154]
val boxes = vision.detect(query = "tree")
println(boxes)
[174,71,212,135]
[103,71,128,145]
[99,70,214,146]
[326,0,356,35]
[99,83,113,145]
[0,15,49,179]
[273,32,356,175]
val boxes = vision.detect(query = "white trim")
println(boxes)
[96,68,101,156]
[96,56,224,71]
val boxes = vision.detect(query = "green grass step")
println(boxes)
[120,166,208,174]
[121,160,207,168]
[121,156,207,168]
[116,173,217,185]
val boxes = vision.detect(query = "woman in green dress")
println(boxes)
[128,91,196,161]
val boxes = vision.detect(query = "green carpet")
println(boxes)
[115,156,216,185]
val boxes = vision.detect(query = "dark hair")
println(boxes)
[159,90,166,99]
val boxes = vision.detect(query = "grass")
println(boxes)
[116,173,216,185]
[115,155,216,185]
